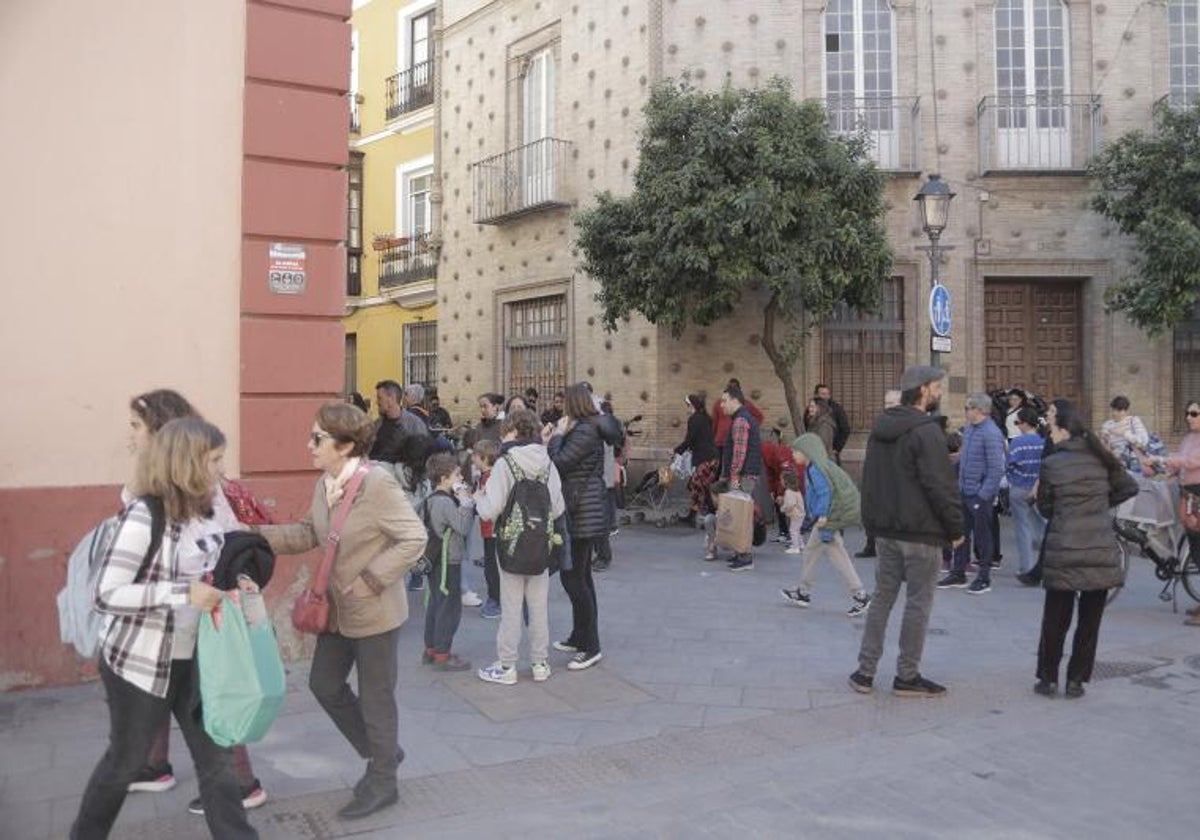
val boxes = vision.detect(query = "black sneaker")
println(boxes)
[990,556,1003,569]
[1016,572,1039,586]
[1034,680,1058,697]
[780,588,811,608]
[1064,680,1085,699]
[726,555,754,572]
[592,559,611,572]
[846,593,871,618]
[967,577,992,595]
[188,780,267,814]
[892,674,947,697]
[854,549,876,559]
[937,571,967,589]
[848,671,874,694]
[127,762,176,793]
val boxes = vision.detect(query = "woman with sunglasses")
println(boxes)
[254,403,427,819]
[1143,401,1200,626]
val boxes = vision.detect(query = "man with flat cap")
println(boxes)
[849,365,965,697]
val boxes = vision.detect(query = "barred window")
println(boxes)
[505,294,567,401]
[404,321,437,390]
[1170,0,1200,108]
[347,151,363,296]
[344,333,358,395]
[1174,305,1200,431]
[822,277,906,430]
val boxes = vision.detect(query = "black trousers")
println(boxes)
[1036,588,1108,683]
[72,659,256,840]
[309,628,400,792]
[424,562,462,654]
[483,536,499,603]
[560,537,601,654]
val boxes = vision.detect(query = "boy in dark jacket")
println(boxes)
[422,453,476,671]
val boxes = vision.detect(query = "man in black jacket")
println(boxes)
[850,366,965,698]
[815,384,851,464]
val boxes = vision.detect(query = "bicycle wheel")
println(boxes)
[1179,533,1200,603]
[1108,536,1130,606]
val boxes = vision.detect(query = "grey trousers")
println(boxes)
[856,538,941,681]
[309,627,400,791]
[497,568,550,665]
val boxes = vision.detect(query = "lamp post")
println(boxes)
[914,174,956,368]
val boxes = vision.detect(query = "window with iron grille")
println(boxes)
[505,295,567,401]
[1170,0,1200,108]
[404,321,437,390]
[345,333,358,395]
[1174,305,1200,431]
[347,152,363,296]
[821,277,905,430]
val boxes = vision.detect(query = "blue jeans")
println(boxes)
[952,494,995,581]
[1008,487,1046,574]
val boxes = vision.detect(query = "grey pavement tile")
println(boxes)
[671,683,744,706]
[499,715,586,745]
[441,734,532,767]
[573,720,664,748]
[0,739,53,775]
[5,797,51,840]
[626,701,705,727]
[700,705,772,727]
[738,686,812,711]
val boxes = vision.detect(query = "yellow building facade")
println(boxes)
[343,0,439,403]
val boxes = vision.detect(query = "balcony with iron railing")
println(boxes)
[1156,91,1199,112]
[978,95,1102,174]
[377,232,437,291]
[385,60,434,121]
[824,96,921,173]
[472,138,574,225]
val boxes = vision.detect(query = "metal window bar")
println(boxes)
[385,59,434,121]
[824,96,921,172]
[378,232,436,291]
[472,138,573,225]
[505,296,568,400]
[404,322,438,390]
[978,94,1102,172]
[822,278,905,430]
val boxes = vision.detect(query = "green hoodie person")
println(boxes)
[790,433,861,531]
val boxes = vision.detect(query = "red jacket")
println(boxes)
[711,398,765,451]
[761,440,801,499]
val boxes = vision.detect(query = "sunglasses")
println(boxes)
[310,431,334,446]
[1187,410,1200,419]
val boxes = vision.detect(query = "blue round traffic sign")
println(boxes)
[930,284,952,337]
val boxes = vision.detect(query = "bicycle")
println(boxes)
[1109,517,1200,607]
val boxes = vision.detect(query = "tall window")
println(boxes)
[404,321,438,390]
[345,333,358,395]
[411,9,433,69]
[408,172,430,236]
[505,295,567,401]
[1175,305,1200,431]
[825,1,895,126]
[1170,0,1200,108]
[347,152,363,296]
[522,49,556,203]
[822,277,905,430]
[995,0,1068,127]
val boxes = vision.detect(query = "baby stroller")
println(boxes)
[626,453,689,526]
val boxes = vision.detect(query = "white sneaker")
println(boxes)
[784,546,802,555]
[477,661,517,685]
[531,661,551,682]
[461,589,483,607]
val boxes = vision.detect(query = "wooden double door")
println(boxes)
[984,280,1083,407]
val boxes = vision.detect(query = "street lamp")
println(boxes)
[914,174,956,367]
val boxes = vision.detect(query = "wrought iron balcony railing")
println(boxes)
[378,232,436,291]
[824,96,921,173]
[978,95,1102,173]
[385,60,434,121]
[472,138,574,225]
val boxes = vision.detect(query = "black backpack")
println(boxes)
[496,453,557,575]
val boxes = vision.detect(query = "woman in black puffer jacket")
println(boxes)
[544,383,608,670]
[1034,402,1137,700]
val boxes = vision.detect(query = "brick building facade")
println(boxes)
[432,0,1199,465]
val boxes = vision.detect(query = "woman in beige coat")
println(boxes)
[256,403,426,820]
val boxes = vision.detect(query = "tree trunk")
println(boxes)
[761,293,806,435]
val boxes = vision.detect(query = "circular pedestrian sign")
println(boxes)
[929,284,952,337]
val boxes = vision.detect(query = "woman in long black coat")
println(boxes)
[675,394,719,526]
[544,383,610,671]
[1034,403,1137,699]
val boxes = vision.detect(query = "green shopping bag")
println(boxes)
[198,595,286,747]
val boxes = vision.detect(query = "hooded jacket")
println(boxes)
[475,441,566,524]
[861,406,964,547]
[791,434,860,530]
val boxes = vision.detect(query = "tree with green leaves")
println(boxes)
[574,78,893,430]
[1089,103,1200,334]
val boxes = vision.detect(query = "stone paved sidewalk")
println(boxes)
[3,521,1197,839]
